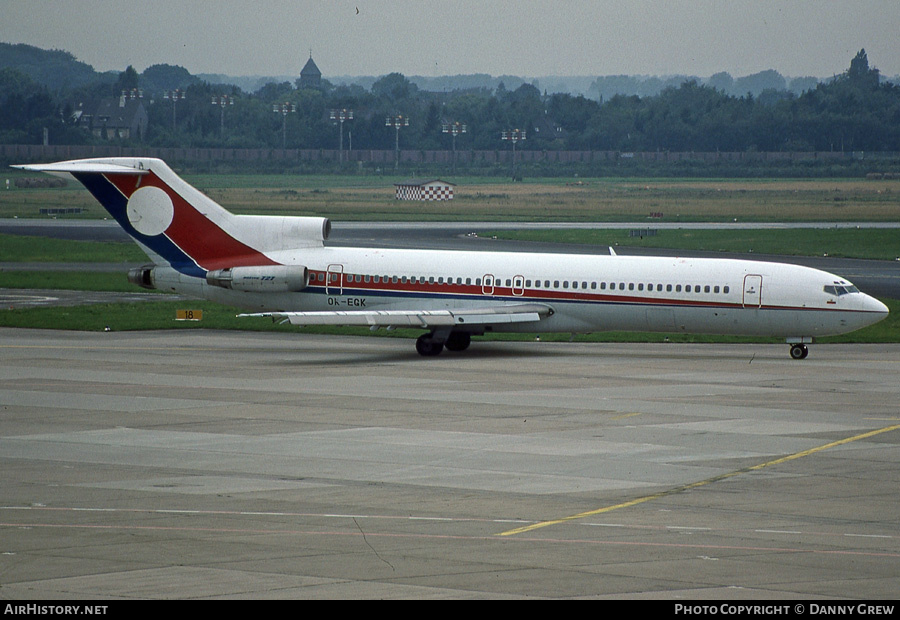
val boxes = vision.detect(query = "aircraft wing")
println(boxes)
[239,303,553,328]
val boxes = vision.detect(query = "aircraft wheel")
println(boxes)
[416,333,444,357]
[789,344,809,360]
[444,331,471,352]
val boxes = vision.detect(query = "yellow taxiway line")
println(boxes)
[499,423,900,537]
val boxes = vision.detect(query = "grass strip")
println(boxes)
[486,228,900,261]
[0,233,146,263]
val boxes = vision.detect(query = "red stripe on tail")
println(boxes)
[105,172,277,270]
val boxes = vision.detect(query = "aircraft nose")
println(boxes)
[862,295,889,325]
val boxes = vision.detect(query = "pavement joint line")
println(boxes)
[498,423,900,537]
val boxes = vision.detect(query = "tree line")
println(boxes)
[1,47,898,157]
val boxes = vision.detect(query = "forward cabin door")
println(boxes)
[743,274,762,308]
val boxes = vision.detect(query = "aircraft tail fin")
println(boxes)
[15,158,330,277]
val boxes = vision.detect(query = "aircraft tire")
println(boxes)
[416,334,444,357]
[790,344,809,360]
[444,331,471,352]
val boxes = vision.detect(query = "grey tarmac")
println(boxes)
[0,328,898,599]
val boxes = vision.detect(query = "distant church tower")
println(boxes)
[299,51,322,89]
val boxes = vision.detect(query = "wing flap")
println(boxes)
[239,303,552,328]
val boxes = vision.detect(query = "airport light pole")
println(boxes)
[442,121,467,172]
[162,89,186,130]
[501,129,526,179]
[273,102,296,149]
[385,115,409,170]
[329,109,353,163]
[211,95,234,139]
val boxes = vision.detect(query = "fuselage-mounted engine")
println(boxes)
[205,265,309,293]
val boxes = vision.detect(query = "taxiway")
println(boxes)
[1,329,898,599]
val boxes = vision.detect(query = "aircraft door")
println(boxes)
[481,274,495,295]
[326,264,344,295]
[743,274,762,308]
[513,275,525,296]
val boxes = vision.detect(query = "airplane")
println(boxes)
[15,157,889,358]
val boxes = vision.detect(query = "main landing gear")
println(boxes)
[789,344,809,360]
[415,331,472,357]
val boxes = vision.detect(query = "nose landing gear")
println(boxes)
[789,344,809,359]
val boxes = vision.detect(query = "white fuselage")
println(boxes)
[152,245,888,339]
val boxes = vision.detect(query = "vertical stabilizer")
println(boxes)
[15,158,328,277]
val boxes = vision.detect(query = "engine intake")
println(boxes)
[206,265,309,293]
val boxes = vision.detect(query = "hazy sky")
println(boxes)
[3,0,898,79]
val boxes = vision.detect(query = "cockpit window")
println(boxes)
[824,284,859,296]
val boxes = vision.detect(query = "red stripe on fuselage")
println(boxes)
[309,270,859,313]
[310,270,742,308]
[105,172,277,270]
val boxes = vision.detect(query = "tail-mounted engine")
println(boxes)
[205,265,309,293]
[127,264,156,290]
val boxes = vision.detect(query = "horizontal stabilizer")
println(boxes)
[14,160,149,176]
